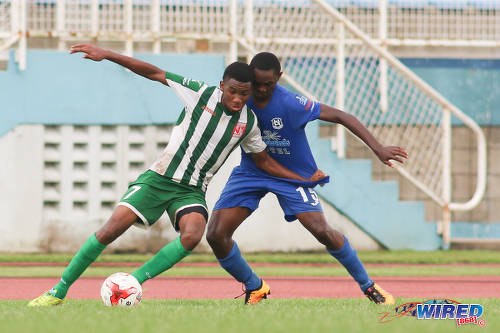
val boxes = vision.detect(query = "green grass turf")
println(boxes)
[1,298,498,333]
[1,264,500,278]
[1,249,500,264]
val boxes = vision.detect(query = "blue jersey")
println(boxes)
[239,84,329,186]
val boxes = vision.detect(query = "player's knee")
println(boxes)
[180,229,204,251]
[314,227,335,246]
[206,227,221,247]
[206,217,228,246]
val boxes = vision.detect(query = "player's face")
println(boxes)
[220,78,252,113]
[252,68,281,102]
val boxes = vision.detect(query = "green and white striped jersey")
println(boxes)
[149,71,266,191]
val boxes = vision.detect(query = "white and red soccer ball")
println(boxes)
[100,272,142,307]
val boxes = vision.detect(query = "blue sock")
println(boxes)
[327,236,373,291]
[218,242,261,291]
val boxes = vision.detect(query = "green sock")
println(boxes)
[132,236,191,284]
[52,233,106,299]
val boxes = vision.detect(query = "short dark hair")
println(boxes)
[223,62,253,82]
[249,52,281,74]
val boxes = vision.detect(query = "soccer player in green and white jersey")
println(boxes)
[28,44,326,306]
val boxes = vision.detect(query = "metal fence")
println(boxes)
[0,0,491,247]
[2,1,500,44]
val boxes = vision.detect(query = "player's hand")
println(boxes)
[376,146,408,168]
[70,44,108,61]
[309,169,328,181]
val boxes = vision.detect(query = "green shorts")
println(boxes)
[118,170,208,231]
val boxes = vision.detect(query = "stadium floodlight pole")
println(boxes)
[312,0,487,214]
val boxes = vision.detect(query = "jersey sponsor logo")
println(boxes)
[232,122,247,138]
[271,117,283,130]
[267,146,291,155]
[296,95,314,111]
[296,95,308,105]
[202,105,216,116]
[182,77,203,88]
[262,130,290,147]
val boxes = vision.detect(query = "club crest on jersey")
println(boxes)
[202,105,216,116]
[271,117,283,130]
[232,122,247,138]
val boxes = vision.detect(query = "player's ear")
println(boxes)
[219,80,224,91]
[277,72,283,81]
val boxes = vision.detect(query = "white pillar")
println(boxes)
[11,0,19,35]
[442,108,452,249]
[244,0,254,62]
[151,0,161,54]
[17,0,26,70]
[335,22,346,158]
[91,0,99,38]
[56,0,66,51]
[124,0,133,57]
[229,0,238,63]
[379,0,388,112]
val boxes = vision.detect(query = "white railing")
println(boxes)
[0,0,490,248]
[249,0,487,248]
[2,1,500,48]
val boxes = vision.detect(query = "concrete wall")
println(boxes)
[0,124,380,253]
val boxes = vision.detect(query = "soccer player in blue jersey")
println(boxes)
[206,52,408,305]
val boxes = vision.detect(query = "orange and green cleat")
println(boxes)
[244,279,271,305]
[364,283,394,305]
[28,289,64,307]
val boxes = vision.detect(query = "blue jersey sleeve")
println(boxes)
[286,93,321,129]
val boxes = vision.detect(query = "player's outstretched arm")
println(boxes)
[69,44,168,85]
[319,104,408,167]
[251,150,327,181]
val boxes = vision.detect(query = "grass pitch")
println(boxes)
[1,298,498,333]
[1,251,498,333]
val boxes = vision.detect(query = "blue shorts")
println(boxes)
[213,167,323,221]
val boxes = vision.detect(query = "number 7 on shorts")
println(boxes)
[123,185,142,200]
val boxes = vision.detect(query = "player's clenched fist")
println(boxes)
[309,169,327,181]
[70,44,108,61]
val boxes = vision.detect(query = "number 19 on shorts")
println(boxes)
[296,187,319,206]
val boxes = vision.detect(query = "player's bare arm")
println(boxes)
[69,43,168,85]
[319,104,408,168]
[250,149,327,181]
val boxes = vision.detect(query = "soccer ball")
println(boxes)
[100,272,142,307]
